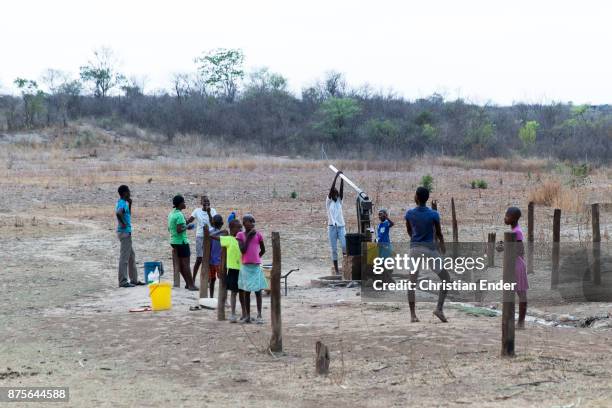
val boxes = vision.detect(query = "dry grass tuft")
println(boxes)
[528,180,585,212]
[334,160,413,172]
[435,156,550,173]
[529,181,561,206]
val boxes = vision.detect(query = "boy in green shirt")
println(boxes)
[168,195,198,291]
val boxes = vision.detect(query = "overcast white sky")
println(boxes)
[1,0,610,104]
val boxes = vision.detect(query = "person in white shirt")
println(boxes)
[326,171,346,274]
[185,195,217,282]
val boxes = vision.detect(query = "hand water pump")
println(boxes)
[328,165,373,240]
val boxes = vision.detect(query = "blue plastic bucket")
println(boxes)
[144,261,164,284]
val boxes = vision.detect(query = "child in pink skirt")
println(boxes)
[504,206,529,329]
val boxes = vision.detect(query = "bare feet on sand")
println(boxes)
[411,315,420,323]
[516,321,525,330]
[433,310,448,323]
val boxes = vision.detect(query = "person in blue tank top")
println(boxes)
[115,185,144,288]
[404,186,451,323]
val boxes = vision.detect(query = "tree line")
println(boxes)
[1,47,610,162]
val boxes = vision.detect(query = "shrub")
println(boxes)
[569,163,590,187]
[420,174,434,192]
[290,191,298,199]
[470,179,488,189]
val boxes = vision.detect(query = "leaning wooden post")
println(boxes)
[269,232,283,352]
[551,209,561,289]
[501,231,517,357]
[451,197,459,260]
[172,248,180,288]
[451,197,458,243]
[217,247,227,320]
[527,202,534,275]
[487,232,496,267]
[592,203,601,285]
[200,227,211,299]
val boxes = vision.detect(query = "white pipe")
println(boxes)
[328,165,366,197]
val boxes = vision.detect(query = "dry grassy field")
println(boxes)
[1,124,611,407]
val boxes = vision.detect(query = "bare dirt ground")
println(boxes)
[1,125,612,407]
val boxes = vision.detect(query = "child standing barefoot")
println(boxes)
[220,219,245,323]
[237,214,267,324]
[504,206,529,329]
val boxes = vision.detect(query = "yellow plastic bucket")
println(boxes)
[149,282,172,311]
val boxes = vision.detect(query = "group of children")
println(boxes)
[122,181,529,329]
[375,186,529,329]
[169,194,268,324]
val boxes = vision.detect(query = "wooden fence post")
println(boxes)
[269,232,282,352]
[592,203,601,285]
[172,248,180,288]
[451,197,459,260]
[451,197,458,243]
[487,232,496,267]
[551,209,561,289]
[200,228,210,298]
[315,341,330,375]
[217,247,227,320]
[527,202,534,275]
[431,200,438,243]
[501,232,517,357]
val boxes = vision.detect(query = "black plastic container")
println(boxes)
[345,233,365,256]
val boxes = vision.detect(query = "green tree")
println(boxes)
[363,118,399,144]
[571,104,588,119]
[315,97,361,143]
[518,120,539,150]
[14,78,46,128]
[244,67,287,95]
[414,111,433,126]
[421,123,438,142]
[195,48,244,102]
[79,47,125,98]
[465,113,495,157]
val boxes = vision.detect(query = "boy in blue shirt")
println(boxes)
[115,185,144,287]
[377,208,394,257]
[377,209,394,244]
[405,187,450,323]
[377,209,395,281]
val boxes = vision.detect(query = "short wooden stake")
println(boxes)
[200,227,210,299]
[551,209,561,289]
[527,202,534,275]
[172,248,180,288]
[487,232,496,267]
[501,231,516,357]
[592,203,601,285]
[315,341,330,375]
[269,232,282,352]
[217,247,227,321]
